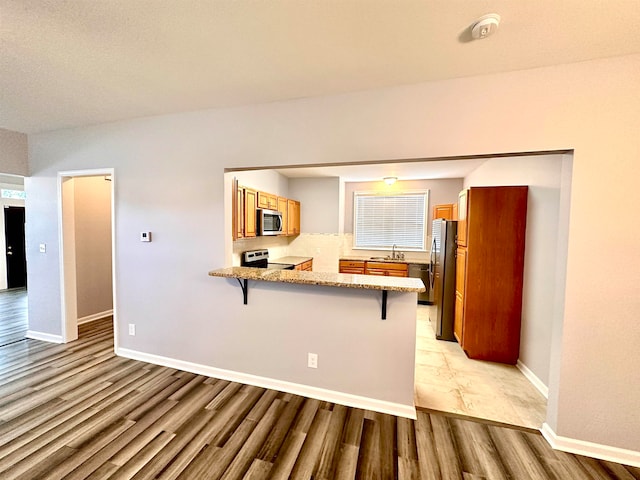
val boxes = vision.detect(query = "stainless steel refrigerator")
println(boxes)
[430,219,457,341]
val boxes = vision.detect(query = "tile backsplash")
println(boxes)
[232,233,431,271]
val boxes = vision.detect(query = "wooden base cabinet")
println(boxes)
[453,186,528,364]
[295,260,313,271]
[339,260,408,277]
[365,262,408,277]
[339,260,365,274]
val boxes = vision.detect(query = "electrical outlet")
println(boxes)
[128,324,136,336]
[307,352,318,369]
[39,243,46,253]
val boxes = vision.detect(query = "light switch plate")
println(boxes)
[140,232,152,242]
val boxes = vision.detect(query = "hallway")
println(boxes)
[0,288,27,347]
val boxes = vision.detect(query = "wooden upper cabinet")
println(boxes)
[287,199,300,235]
[236,185,244,240]
[452,202,458,220]
[257,191,278,210]
[457,189,468,247]
[244,188,257,238]
[232,183,300,239]
[232,178,241,241]
[277,197,288,235]
[432,204,454,220]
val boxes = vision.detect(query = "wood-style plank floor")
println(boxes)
[0,319,638,480]
[0,288,27,347]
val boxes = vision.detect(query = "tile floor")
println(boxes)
[414,305,547,429]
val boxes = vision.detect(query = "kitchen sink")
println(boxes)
[370,256,393,260]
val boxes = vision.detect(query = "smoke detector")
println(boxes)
[471,14,501,40]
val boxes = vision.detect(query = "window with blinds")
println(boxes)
[353,191,428,251]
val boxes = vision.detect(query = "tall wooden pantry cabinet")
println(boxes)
[454,186,528,364]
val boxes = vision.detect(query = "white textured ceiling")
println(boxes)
[2,1,640,133]
[275,158,489,182]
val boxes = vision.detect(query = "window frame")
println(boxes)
[352,189,429,252]
[0,189,26,200]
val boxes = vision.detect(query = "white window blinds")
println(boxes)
[354,191,428,251]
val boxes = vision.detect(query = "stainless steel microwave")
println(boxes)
[257,209,283,235]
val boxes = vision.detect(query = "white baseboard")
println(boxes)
[516,360,549,398]
[116,347,416,420]
[26,330,64,344]
[542,423,640,468]
[77,309,113,325]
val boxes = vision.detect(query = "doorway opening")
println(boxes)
[4,206,26,289]
[1,174,27,346]
[58,169,116,344]
[225,150,572,430]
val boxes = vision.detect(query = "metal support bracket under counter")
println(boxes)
[209,267,425,320]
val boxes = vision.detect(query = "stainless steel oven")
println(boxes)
[241,249,294,270]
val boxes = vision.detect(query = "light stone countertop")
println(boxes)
[339,256,431,265]
[208,267,425,293]
[269,256,313,265]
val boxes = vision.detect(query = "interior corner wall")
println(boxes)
[0,128,29,177]
[546,154,574,430]
[288,177,340,234]
[73,176,113,319]
[25,53,640,454]
[232,170,290,197]
[462,154,565,388]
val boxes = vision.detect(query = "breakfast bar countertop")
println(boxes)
[269,256,313,266]
[208,266,425,293]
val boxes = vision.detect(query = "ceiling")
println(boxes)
[275,158,489,182]
[2,1,640,134]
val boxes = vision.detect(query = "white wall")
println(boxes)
[26,54,640,455]
[463,154,566,388]
[74,176,113,319]
[288,177,340,234]
[231,169,290,196]
[286,177,341,272]
[0,129,29,177]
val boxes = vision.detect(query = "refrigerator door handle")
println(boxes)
[430,237,436,264]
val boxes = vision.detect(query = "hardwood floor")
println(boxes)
[0,318,637,480]
[0,288,27,347]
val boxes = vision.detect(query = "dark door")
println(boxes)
[4,206,26,289]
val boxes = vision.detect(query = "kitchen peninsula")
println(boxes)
[208,267,425,418]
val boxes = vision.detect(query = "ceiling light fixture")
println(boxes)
[471,13,501,40]
[383,177,398,185]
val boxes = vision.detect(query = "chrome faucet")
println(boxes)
[392,244,397,259]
